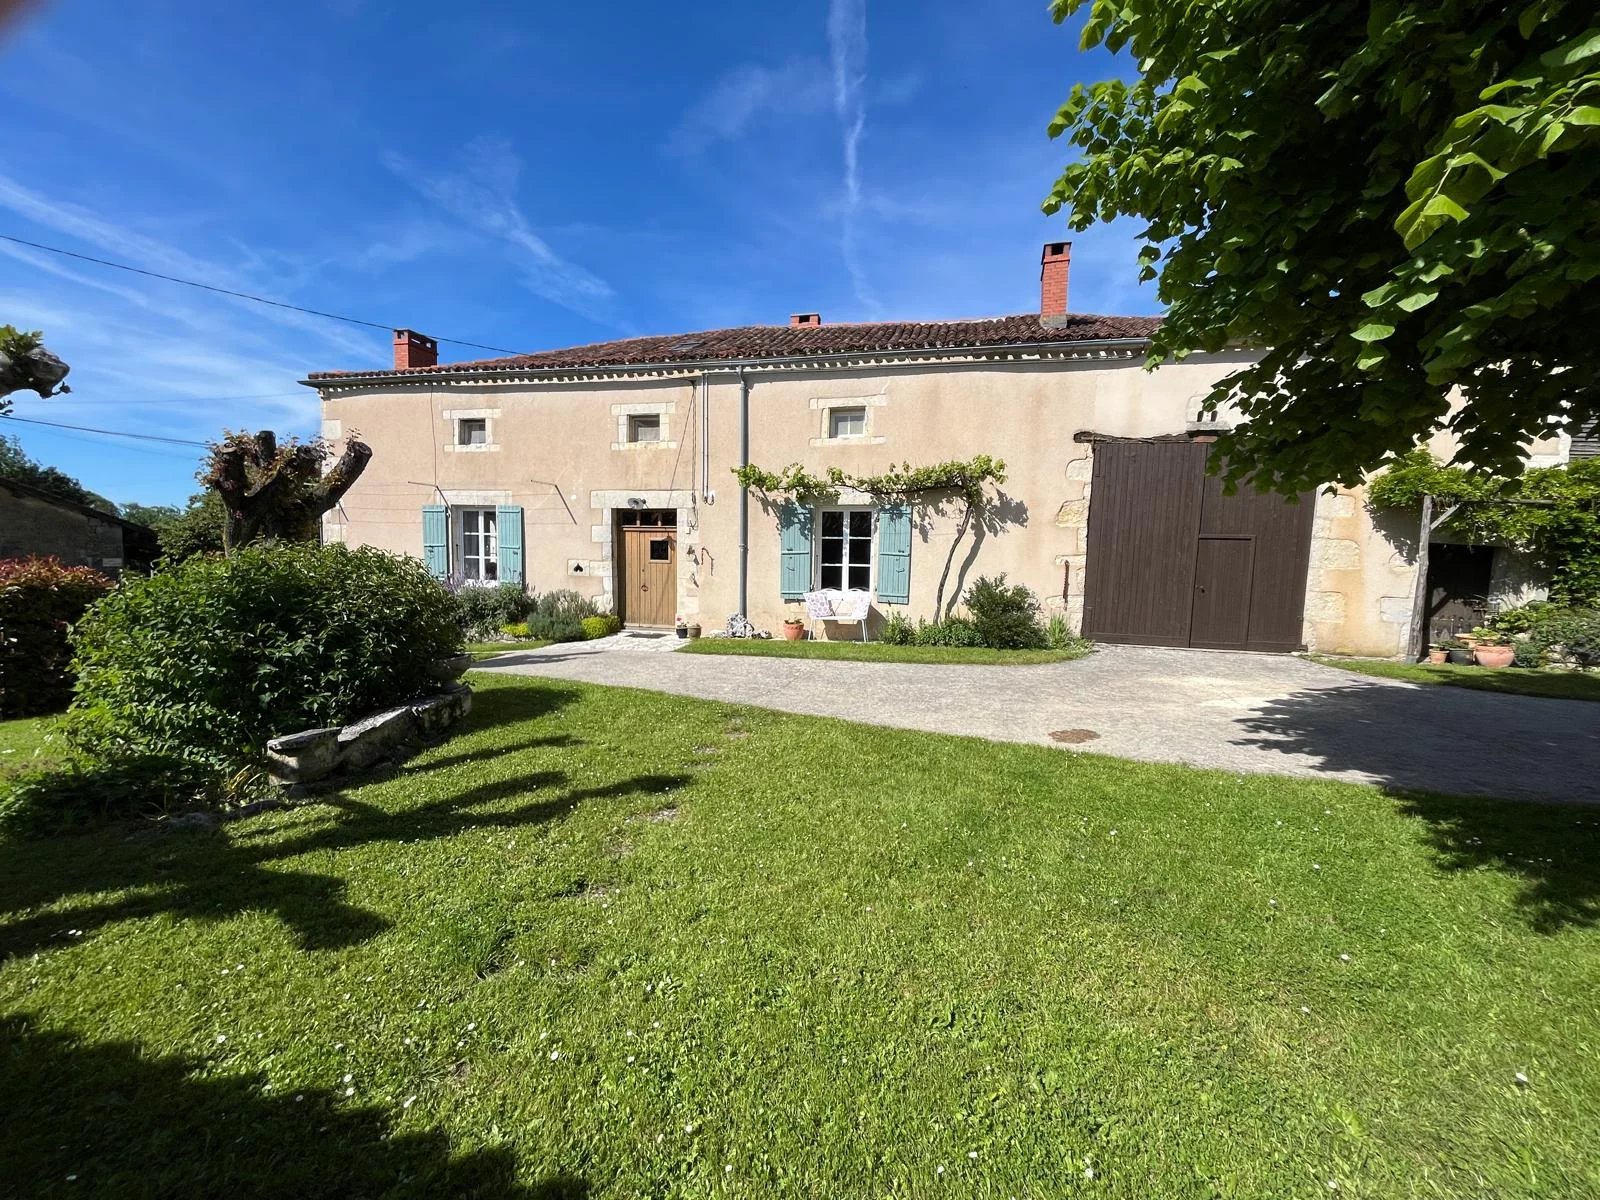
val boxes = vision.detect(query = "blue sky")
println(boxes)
[0,0,1146,506]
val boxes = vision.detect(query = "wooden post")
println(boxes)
[1407,494,1432,661]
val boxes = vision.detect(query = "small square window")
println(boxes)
[457,418,488,446]
[629,414,662,443]
[829,407,867,438]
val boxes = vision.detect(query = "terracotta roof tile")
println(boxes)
[306,312,1162,380]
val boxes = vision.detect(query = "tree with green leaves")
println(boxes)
[1044,1,1600,492]
[0,434,116,513]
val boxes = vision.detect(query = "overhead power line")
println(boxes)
[0,232,521,356]
[1,413,208,447]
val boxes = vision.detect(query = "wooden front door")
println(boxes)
[618,510,677,627]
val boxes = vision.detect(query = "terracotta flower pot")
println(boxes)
[1473,644,1515,669]
[686,623,702,640]
[782,620,805,641]
[1426,649,1448,664]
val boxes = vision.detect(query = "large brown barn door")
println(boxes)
[1080,442,1314,653]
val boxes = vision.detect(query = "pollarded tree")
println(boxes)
[203,430,371,549]
[0,326,70,410]
[1044,1,1600,492]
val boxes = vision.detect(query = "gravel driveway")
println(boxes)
[475,639,1600,803]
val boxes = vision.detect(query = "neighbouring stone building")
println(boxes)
[303,243,1569,657]
[0,478,157,575]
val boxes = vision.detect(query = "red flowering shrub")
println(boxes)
[0,557,113,716]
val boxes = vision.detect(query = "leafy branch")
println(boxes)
[1369,450,1600,604]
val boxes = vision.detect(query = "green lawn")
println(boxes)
[468,640,552,661]
[0,715,70,782]
[681,637,1087,665]
[3,674,1598,1197]
[1314,655,1600,702]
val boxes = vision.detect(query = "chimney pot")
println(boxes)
[393,328,439,371]
[1040,241,1071,321]
[789,313,822,327]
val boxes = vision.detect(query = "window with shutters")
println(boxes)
[457,507,499,582]
[818,508,872,591]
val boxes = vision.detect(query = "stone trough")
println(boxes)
[265,683,473,786]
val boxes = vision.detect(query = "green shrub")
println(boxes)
[581,614,622,640]
[1486,601,1559,637]
[1529,609,1600,670]
[453,583,534,639]
[881,611,916,645]
[66,543,464,779]
[500,622,532,639]
[0,557,113,717]
[1,755,217,837]
[536,590,599,622]
[1512,641,1547,669]
[525,616,587,643]
[913,617,986,648]
[963,574,1048,649]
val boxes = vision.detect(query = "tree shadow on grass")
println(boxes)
[1,1013,586,1199]
[0,669,691,961]
[1229,681,1600,931]
[1390,791,1600,933]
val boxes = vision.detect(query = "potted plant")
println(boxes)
[1441,636,1475,666]
[1469,626,1515,669]
[782,616,806,641]
[674,614,688,639]
[1425,641,1451,665]
[686,620,702,640]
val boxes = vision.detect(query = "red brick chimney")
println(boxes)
[392,329,438,370]
[1040,241,1071,321]
[790,313,822,327]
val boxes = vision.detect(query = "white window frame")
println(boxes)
[828,406,868,439]
[455,506,500,585]
[442,408,501,453]
[815,506,874,593]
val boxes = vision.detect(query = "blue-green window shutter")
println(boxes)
[496,505,525,586]
[778,503,813,599]
[877,504,912,604]
[422,504,449,579]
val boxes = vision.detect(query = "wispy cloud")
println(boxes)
[383,137,614,323]
[667,59,830,156]
[828,0,877,315]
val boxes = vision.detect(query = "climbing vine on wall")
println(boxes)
[1368,449,1600,605]
[734,456,1011,615]
[733,455,1007,505]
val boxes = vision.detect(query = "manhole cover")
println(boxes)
[625,632,667,640]
[1049,728,1100,744]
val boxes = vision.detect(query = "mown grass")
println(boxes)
[680,638,1087,665]
[3,673,1598,1197]
[468,640,552,661]
[0,715,71,782]
[1314,655,1600,702]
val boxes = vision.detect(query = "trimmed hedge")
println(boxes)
[65,543,463,777]
[0,557,113,717]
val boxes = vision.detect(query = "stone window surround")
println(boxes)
[809,394,887,448]
[588,489,698,618]
[442,408,502,453]
[612,401,678,451]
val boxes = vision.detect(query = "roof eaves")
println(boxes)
[299,334,1159,392]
